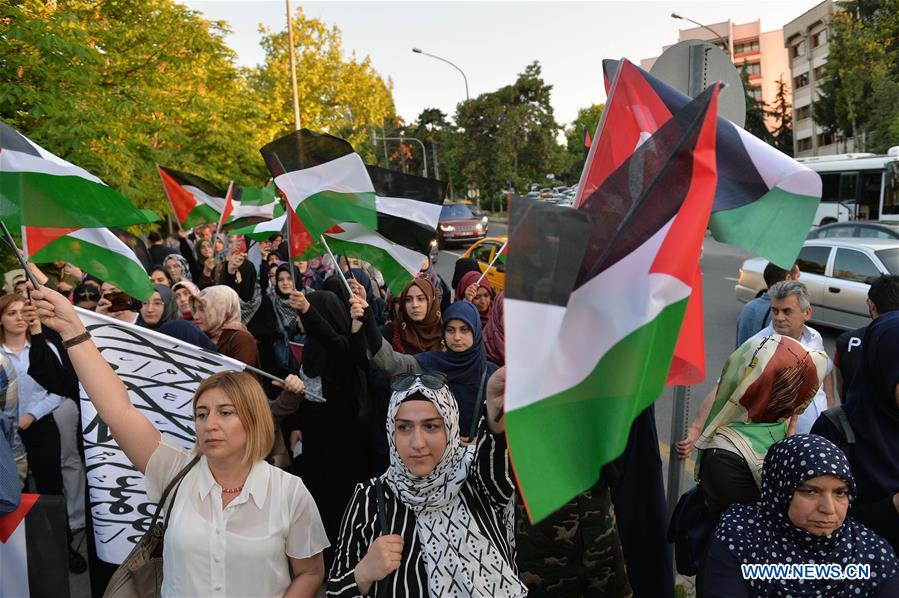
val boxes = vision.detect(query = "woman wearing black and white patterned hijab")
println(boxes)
[704,434,899,597]
[327,370,527,597]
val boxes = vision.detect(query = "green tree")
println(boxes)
[1,0,269,221]
[815,0,899,153]
[248,5,396,161]
[451,62,566,209]
[561,103,605,181]
[740,62,774,144]
[769,75,793,156]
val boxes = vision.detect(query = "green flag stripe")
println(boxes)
[31,236,154,301]
[315,236,414,296]
[507,298,688,522]
[183,203,221,229]
[294,190,378,239]
[0,171,157,229]
[709,187,819,269]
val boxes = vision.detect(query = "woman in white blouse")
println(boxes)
[30,284,329,597]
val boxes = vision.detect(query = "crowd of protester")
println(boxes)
[1,223,898,597]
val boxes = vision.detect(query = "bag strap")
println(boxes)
[375,477,388,535]
[151,454,201,530]
[467,368,489,441]
[822,405,856,447]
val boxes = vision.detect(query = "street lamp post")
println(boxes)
[671,12,733,59]
[412,47,470,101]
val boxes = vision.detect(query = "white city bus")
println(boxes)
[797,146,899,225]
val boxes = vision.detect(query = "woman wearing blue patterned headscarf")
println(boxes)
[704,434,899,597]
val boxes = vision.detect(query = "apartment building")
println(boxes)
[784,0,847,157]
[641,20,790,133]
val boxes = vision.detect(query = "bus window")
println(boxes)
[821,173,840,202]
[859,171,882,219]
[838,172,859,202]
[884,161,899,216]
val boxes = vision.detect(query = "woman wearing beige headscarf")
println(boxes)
[192,285,259,368]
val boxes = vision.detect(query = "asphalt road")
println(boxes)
[434,221,840,499]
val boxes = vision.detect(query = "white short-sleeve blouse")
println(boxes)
[145,437,329,597]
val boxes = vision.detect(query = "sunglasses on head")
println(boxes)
[390,371,447,392]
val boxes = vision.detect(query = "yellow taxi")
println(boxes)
[461,236,507,292]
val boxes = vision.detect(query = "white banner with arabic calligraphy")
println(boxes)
[76,308,244,564]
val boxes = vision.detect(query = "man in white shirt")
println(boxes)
[747,280,835,434]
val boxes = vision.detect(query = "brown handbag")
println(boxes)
[102,455,200,598]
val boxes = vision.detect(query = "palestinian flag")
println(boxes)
[224,184,281,231]
[506,78,721,523]
[583,125,592,157]
[260,129,378,240]
[25,226,154,301]
[583,59,821,269]
[366,165,445,255]
[0,122,157,229]
[231,211,287,241]
[156,166,227,228]
[0,494,70,597]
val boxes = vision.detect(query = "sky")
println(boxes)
[183,0,822,127]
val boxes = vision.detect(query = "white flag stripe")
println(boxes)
[68,228,144,265]
[0,146,105,185]
[182,184,227,211]
[375,195,443,229]
[328,223,425,275]
[735,127,822,197]
[274,152,374,211]
[506,219,691,412]
[76,308,245,564]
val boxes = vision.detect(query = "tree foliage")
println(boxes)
[740,62,774,144]
[815,0,899,153]
[561,103,605,182]
[769,76,793,156]
[0,0,397,226]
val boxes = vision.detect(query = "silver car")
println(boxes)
[734,238,899,330]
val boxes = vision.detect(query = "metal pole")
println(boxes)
[666,385,690,522]
[286,0,302,130]
[671,13,733,59]
[376,135,429,177]
[399,131,407,174]
[431,140,440,180]
[412,48,469,100]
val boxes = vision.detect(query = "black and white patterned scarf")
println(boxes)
[385,381,526,597]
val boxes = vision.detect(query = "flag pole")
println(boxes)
[319,235,354,297]
[475,239,508,286]
[238,362,324,401]
[1,220,41,288]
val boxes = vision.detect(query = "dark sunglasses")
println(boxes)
[390,372,448,392]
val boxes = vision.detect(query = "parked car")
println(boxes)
[461,236,507,292]
[806,221,899,240]
[437,203,488,248]
[734,238,899,330]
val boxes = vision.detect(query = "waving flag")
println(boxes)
[506,76,721,523]
[0,122,157,229]
[588,60,821,269]
[156,166,225,228]
[260,129,378,240]
[24,227,153,301]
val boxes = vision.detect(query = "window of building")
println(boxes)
[811,29,828,48]
[817,132,835,147]
[744,62,762,76]
[734,40,760,54]
[791,40,807,59]
[796,105,811,121]
[797,137,813,152]
[794,72,809,89]
[750,86,763,102]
